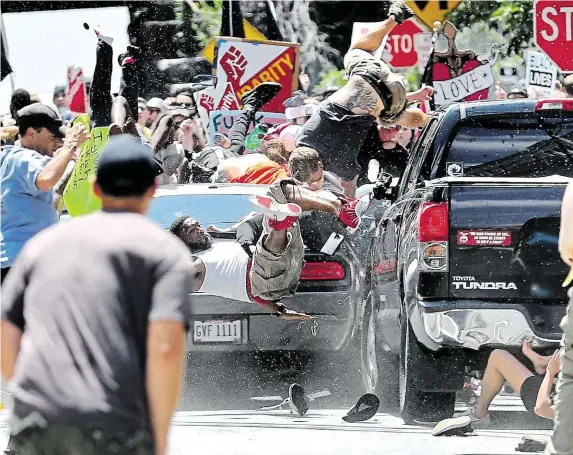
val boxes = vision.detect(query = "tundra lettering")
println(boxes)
[452,282,518,290]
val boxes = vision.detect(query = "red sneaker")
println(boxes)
[268,216,298,231]
[339,193,372,234]
[249,194,302,221]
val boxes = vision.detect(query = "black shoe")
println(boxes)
[432,416,473,437]
[343,393,380,423]
[516,436,548,453]
[241,82,282,111]
[388,0,414,24]
[288,383,309,416]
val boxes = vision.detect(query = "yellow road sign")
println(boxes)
[406,0,462,29]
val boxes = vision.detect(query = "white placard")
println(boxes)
[433,62,495,105]
[351,22,389,60]
[194,86,215,132]
[525,50,557,97]
[414,33,433,72]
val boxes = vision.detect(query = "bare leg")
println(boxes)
[522,339,552,375]
[282,184,341,216]
[475,349,534,418]
[351,18,397,53]
[262,229,288,255]
[340,178,358,198]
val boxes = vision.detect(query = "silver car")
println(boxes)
[148,183,365,353]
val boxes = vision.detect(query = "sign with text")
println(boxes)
[213,37,300,113]
[63,127,110,217]
[433,61,494,104]
[384,19,429,69]
[208,110,286,144]
[534,0,573,73]
[430,22,494,106]
[525,50,557,96]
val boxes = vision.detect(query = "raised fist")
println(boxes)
[220,46,247,83]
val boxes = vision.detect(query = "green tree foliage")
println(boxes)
[447,0,533,56]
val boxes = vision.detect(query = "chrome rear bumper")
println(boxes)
[420,308,561,350]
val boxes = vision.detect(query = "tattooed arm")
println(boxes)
[329,78,383,116]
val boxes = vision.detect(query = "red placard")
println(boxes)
[534,0,573,73]
[385,19,425,69]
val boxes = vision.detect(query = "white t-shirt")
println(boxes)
[194,242,251,303]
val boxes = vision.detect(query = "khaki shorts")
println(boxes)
[249,180,305,302]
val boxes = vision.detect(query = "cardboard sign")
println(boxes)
[208,110,286,144]
[213,37,300,113]
[63,127,110,217]
[351,22,389,60]
[457,230,512,246]
[67,65,88,114]
[525,50,557,97]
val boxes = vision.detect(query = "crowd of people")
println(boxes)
[2,0,573,454]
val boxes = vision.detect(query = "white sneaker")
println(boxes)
[249,194,302,221]
[453,406,491,426]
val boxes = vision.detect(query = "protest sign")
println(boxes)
[195,86,215,132]
[525,50,557,97]
[429,22,495,106]
[213,37,300,113]
[208,110,286,146]
[63,127,110,217]
[67,65,88,114]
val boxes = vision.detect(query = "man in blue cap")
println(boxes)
[1,135,192,455]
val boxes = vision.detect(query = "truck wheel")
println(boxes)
[360,300,399,409]
[399,321,455,423]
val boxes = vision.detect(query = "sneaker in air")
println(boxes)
[388,0,414,24]
[250,194,302,221]
[339,193,372,234]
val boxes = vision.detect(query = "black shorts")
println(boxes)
[1,267,11,284]
[520,375,544,413]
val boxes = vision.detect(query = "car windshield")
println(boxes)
[447,117,573,177]
[148,193,257,230]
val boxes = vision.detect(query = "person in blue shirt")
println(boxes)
[0,103,88,282]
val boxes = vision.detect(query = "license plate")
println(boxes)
[193,319,243,343]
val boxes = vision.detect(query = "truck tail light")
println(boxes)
[535,99,573,112]
[419,202,449,242]
[418,202,449,272]
[299,262,345,281]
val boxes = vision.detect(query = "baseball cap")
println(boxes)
[18,103,66,138]
[96,135,158,197]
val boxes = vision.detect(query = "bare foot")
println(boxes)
[522,339,547,375]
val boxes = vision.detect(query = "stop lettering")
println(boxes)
[385,20,425,69]
[534,0,573,72]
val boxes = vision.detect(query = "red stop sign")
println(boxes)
[385,20,425,69]
[534,0,573,73]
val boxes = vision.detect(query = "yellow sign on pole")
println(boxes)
[406,0,461,29]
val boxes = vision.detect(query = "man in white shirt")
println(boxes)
[170,180,362,319]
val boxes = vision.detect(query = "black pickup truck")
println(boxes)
[360,98,573,422]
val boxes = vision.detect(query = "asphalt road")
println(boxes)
[1,350,555,455]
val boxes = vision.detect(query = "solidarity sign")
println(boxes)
[213,37,300,113]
